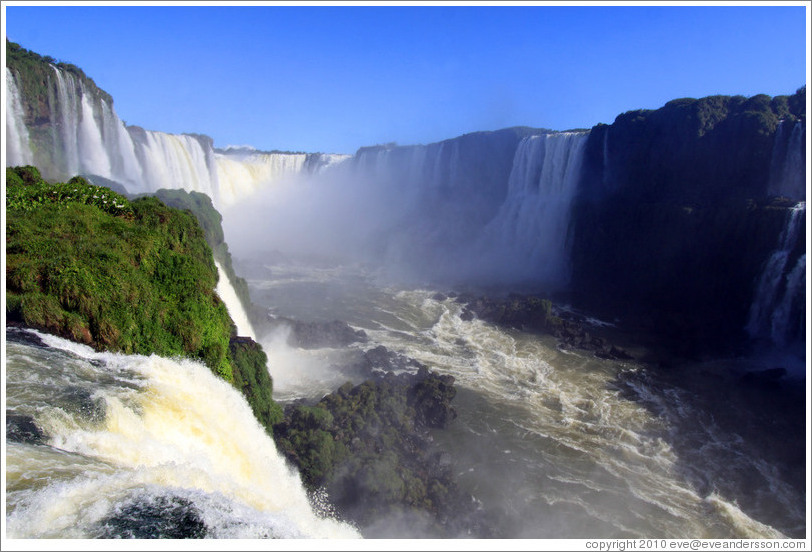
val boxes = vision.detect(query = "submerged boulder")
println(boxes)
[6,412,48,445]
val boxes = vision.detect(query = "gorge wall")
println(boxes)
[570,92,806,354]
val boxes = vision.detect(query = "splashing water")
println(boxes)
[5,328,360,539]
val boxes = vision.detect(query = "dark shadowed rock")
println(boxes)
[97,495,207,538]
[739,367,787,389]
[6,412,48,444]
[6,324,48,348]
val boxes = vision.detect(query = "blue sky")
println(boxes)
[3,2,808,154]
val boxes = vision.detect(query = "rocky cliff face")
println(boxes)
[570,89,806,355]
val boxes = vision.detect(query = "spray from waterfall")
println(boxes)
[222,131,590,290]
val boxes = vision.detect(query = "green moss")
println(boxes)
[150,188,254,321]
[230,337,284,432]
[6,166,228,379]
[273,368,459,529]
[6,165,288,436]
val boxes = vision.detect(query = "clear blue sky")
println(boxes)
[3,2,808,154]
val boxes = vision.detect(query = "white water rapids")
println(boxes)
[4,328,360,539]
[240,259,805,539]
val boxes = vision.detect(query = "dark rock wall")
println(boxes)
[569,89,806,354]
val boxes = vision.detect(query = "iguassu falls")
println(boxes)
[3,35,808,546]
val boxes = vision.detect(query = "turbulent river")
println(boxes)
[244,257,806,539]
[4,256,806,540]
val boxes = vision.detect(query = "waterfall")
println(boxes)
[474,132,589,287]
[50,66,81,176]
[214,260,257,339]
[5,328,360,538]
[7,63,347,207]
[41,65,142,187]
[101,98,144,185]
[215,151,309,208]
[129,131,219,198]
[78,90,112,176]
[746,202,806,345]
[602,127,611,189]
[769,254,806,347]
[5,68,34,166]
[768,120,806,200]
[310,153,351,173]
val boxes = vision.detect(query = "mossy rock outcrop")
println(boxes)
[273,362,486,536]
[5,165,282,435]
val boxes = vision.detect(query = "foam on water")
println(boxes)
[355,289,796,538]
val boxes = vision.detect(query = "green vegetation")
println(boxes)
[7,39,113,107]
[7,166,233,378]
[230,337,283,428]
[7,169,134,218]
[273,368,460,529]
[6,166,283,433]
[150,189,253,314]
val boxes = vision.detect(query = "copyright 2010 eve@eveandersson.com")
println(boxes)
[583,539,810,551]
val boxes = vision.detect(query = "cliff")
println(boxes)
[5,165,283,432]
[570,89,806,355]
[149,188,255,320]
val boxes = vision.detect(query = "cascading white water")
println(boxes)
[78,90,112,176]
[51,65,81,177]
[130,131,218,198]
[214,260,257,339]
[7,63,346,207]
[770,254,806,346]
[101,98,144,185]
[312,153,352,173]
[5,328,360,539]
[46,65,143,187]
[5,68,34,166]
[602,128,611,189]
[215,151,308,208]
[472,132,588,287]
[768,120,806,200]
[746,202,806,345]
